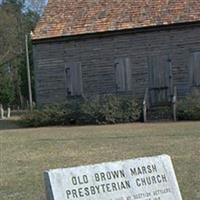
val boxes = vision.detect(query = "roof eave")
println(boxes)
[32,21,200,44]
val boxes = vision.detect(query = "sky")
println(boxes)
[0,0,48,14]
[0,0,48,7]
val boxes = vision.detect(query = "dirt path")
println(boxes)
[0,117,20,130]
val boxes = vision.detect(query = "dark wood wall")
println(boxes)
[33,24,200,105]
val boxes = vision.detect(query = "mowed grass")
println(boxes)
[0,122,200,200]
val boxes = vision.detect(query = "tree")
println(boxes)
[0,66,15,106]
[0,0,46,107]
[0,2,22,64]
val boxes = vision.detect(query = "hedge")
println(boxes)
[20,95,141,127]
[177,90,200,120]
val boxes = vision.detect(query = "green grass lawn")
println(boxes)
[0,122,200,200]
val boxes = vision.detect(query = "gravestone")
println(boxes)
[0,104,4,119]
[7,107,11,118]
[44,154,182,200]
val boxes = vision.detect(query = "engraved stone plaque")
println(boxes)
[44,154,182,200]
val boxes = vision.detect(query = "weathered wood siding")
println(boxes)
[33,24,200,105]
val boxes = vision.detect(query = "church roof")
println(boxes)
[32,0,200,40]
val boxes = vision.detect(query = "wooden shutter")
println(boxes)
[65,62,83,96]
[115,58,125,91]
[65,66,72,95]
[124,58,132,91]
[190,52,200,86]
[114,57,131,92]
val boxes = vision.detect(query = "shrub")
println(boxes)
[102,95,140,123]
[80,95,141,124]
[177,90,200,120]
[20,105,66,127]
[20,95,141,127]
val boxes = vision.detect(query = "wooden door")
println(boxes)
[148,55,173,105]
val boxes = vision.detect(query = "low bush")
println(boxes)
[79,95,141,124]
[20,105,66,127]
[177,90,200,120]
[20,95,141,127]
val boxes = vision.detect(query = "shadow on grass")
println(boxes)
[0,119,21,130]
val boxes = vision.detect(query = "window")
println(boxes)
[65,62,83,96]
[190,52,200,87]
[114,57,132,92]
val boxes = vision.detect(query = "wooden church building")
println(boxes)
[32,0,200,108]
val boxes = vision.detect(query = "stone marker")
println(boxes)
[44,154,182,200]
